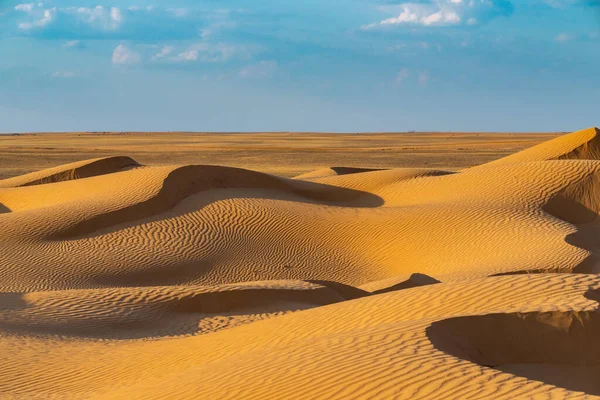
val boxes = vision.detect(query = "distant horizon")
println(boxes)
[0,129,586,135]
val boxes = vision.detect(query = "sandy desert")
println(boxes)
[2,128,600,399]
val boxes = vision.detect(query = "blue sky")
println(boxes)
[0,0,599,132]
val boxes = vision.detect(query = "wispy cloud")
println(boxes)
[18,7,55,30]
[112,44,140,65]
[62,39,83,48]
[152,45,174,61]
[15,4,123,31]
[7,0,244,41]
[172,49,199,62]
[151,42,254,64]
[15,3,35,12]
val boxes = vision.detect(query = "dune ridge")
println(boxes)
[0,156,139,188]
[293,167,385,180]
[478,127,600,166]
[2,127,600,398]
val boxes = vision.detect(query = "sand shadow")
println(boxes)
[584,287,600,303]
[427,310,600,395]
[0,293,29,311]
[542,186,600,274]
[0,203,9,214]
[544,191,600,225]
[564,221,600,274]
[372,273,441,295]
[19,156,140,187]
[305,280,371,300]
[330,167,385,175]
[0,286,349,340]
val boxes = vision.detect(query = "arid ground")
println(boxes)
[2,128,600,399]
[0,131,561,179]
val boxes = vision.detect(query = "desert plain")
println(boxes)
[1,128,600,399]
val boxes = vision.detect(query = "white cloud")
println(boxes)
[365,5,461,28]
[173,50,198,62]
[15,3,34,12]
[10,3,242,48]
[239,60,278,78]
[127,5,154,12]
[18,7,55,30]
[112,44,141,65]
[62,40,82,48]
[152,46,174,60]
[363,0,513,29]
[151,41,251,64]
[110,7,122,25]
[65,6,123,30]
[17,5,125,31]
[421,10,460,25]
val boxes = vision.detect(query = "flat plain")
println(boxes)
[2,128,600,399]
[0,131,561,179]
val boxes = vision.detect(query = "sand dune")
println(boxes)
[1,128,600,398]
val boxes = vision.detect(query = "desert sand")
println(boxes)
[1,128,600,399]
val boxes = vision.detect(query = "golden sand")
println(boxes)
[1,128,600,398]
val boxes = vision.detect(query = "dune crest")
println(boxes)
[0,156,139,188]
[480,127,600,166]
[3,129,600,398]
[293,167,384,180]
